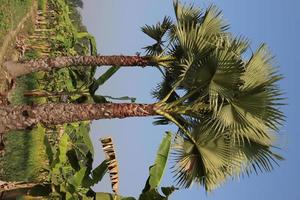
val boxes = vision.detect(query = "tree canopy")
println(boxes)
[141,1,285,191]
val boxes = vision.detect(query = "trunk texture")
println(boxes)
[4,55,152,78]
[0,181,40,192]
[0,181,43,199]
[0,103,158,134]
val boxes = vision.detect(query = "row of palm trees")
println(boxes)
[0,1,284,191]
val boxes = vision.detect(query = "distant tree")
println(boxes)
[68,0,83,9]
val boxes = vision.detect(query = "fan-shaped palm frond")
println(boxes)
[173,1,202,25]
[141,16,173,55]
[241,44,281,90]
[171,126,237,191]
[199,44,284,142]
[172,124,283,191]
[153,4,235,104]
[232,139,284,177]
[143,1,285,192]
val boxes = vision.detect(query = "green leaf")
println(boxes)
[139,187,176,200]
[161,186,177,197]
[172,129,236,191]
[58,132,69,163]
[142,16,173,55]
[88,160,108,187]
[173,0,202,24]
[231,140,284,177]
[103,95,137,103]
[67,149,80,171]
[95,192,136,200]
[90,66,120,94]
[142,132,172,192]
[44,133,54,165]
[69,167,87,187]
[79,123,94,155]
[92,95,109,103]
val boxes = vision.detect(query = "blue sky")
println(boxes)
[81,0,300,199]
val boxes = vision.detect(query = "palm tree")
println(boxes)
[143,2,285,190]
[1,1,284,192]
[3,54,172,78]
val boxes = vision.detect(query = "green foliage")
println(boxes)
[1,0,105,199]
[143,1,285,191]
[102,95,136,103]
[143,132,172,192]
[0,0,32,44]
[139,187,176,200]
[138,132,176,200]
[94,133,176,200]
[141,16,173,55]
[96,193,136,200]
[87,160,108,187]
[90,66,120,95]
[38,0,47,12]
[1,0,285,199]
[24,48,41,59]
[0,73,47,182]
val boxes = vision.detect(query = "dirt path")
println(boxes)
[0,0,37,96]
[0,1,37,65]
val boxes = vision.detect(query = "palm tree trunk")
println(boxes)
[0,181,44,199]
[4,55,155,78]
[0,103,158,134]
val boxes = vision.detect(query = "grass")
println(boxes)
[0,0,38,182]
[0,0,106,198]
[0,0,32,47]
[1,73,49,181]
[1,0,98,188]
[38,0,47,12]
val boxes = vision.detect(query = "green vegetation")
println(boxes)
[0,0,32,46]
[38,0,47,12]
[0,0,285,200]
[1,0,102,196]
[97,133,176,200]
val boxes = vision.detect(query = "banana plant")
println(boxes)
[96,132,177,200]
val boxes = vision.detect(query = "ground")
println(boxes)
[0,0,36,98]
[0,0,100,198]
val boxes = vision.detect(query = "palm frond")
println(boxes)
[231,139,284,177]
[241,44,281,90]
[202,107,274,145]
[150,2,285,192]
[142,16,173,55]
[206,44,285,141]
[170,2,228,54]
[173,1,202,25]
[167,10,239,96]
[152,71,179,102]
[226,35,250,56]
[199,5,229,36]
[174,35,245,112]
[171,127,236,191]
[171,124,283,191]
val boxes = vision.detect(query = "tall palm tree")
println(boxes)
[3,53,172,79]
[1,4,208,79]
[1,1,284,192]
[143,2,285,190]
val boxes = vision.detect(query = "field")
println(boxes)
[0,0,32,47]
[0,0,104,198]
